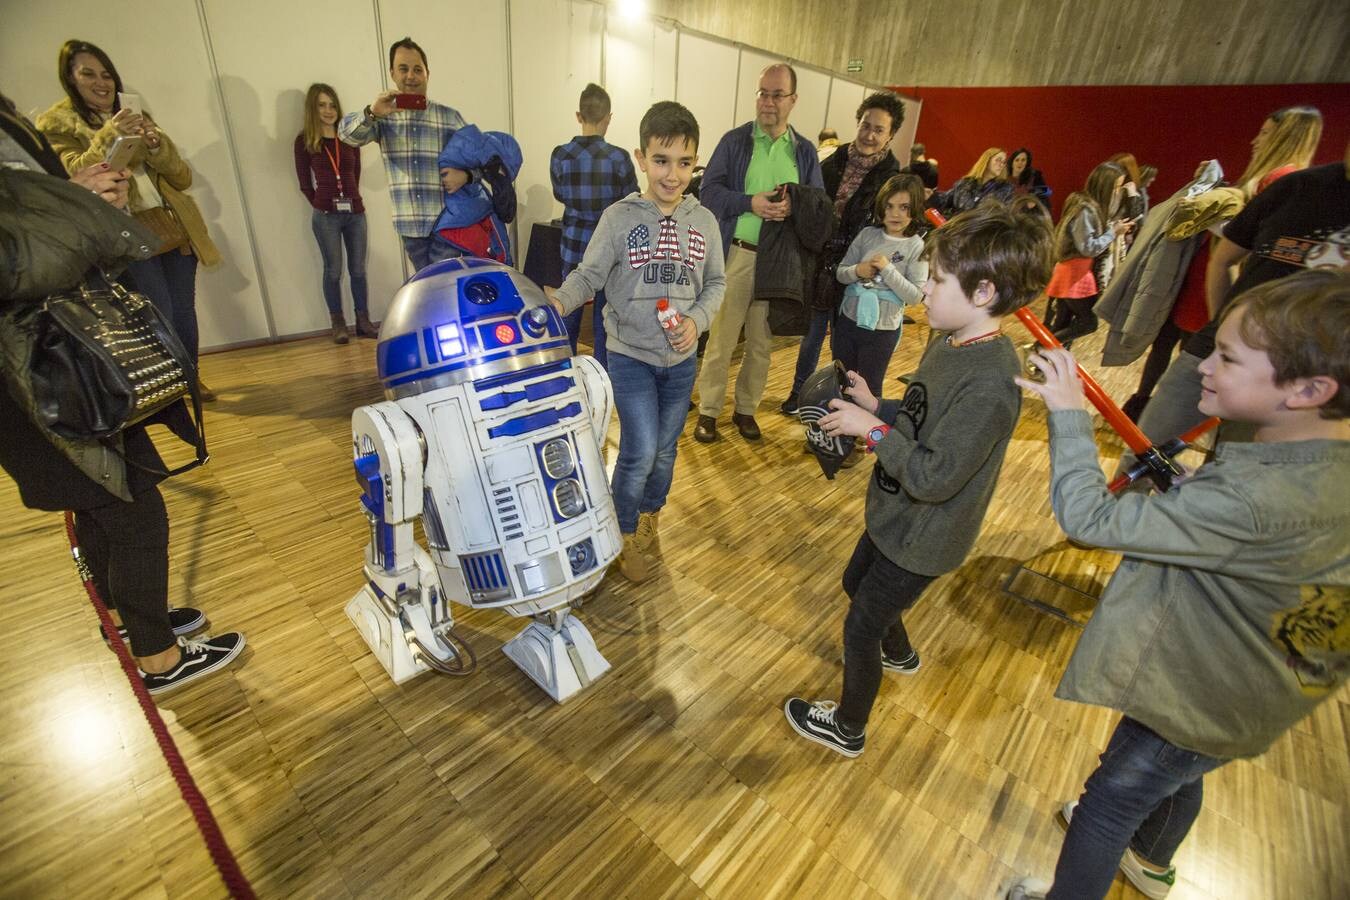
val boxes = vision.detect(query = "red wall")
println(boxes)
[891,84,1350,218]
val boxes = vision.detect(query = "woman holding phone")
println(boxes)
[37,39,221,399]
[294,83,372,343]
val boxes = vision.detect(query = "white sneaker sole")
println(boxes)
[783,699,863,758]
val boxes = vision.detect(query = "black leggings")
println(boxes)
[837,532,935,731]
[74,486,173,657]
[1123,319,1192,418]
[1047,294,1100,348]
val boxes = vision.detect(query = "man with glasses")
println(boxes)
[694,63,824,443]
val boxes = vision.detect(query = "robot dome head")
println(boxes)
[798,361,857,479]
[375,258,571,398]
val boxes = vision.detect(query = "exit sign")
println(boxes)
[847,58,864,73]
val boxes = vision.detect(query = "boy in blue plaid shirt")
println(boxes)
[550,83,639,367]
[340,37,475,272]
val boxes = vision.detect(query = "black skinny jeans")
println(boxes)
[74,485,174,657]
[1047,293,1100,348]
[838,532,935,731]
[831,316,903,399]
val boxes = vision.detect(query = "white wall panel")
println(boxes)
[202,0,406,337]
[0,0,271,350]
[825,78,868,147]
[791,66,831,147]
[603,15,677,160]
[509,0,604,259]
[674,32,738,149]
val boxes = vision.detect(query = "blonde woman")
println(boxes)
[294,83,372,343]
[36,39,221,398]
[938,146,1014,216]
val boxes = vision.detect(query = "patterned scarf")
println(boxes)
[834,144,888,216]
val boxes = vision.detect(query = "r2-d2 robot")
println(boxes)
[345,258,620,702]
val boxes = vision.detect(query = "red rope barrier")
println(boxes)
[63,511,256,900]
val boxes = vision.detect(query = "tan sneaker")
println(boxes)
[615,533,652,583]
[633,510,660,553]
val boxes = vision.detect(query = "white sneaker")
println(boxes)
[1059,800,1176,899]
[999,876,1050,899]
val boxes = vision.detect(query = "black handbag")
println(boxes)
[23,278,206,473]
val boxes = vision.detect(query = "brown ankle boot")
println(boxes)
[355,311,379,339]
[615,533,652,583]
[330,314,350,344]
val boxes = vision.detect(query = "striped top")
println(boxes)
[294,134,364,214]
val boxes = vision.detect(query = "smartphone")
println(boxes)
[105,134,143,170]
[768,183,785,202]
[394,93,427,110]
[117,92,142,115]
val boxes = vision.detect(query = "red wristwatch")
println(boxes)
[865,424,891,453]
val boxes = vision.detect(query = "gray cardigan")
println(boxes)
[1096,190,1202,367]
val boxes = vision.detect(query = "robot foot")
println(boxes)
[502,613,610,702]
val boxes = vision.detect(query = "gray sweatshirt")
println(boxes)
[836,227,927,331]
[866,334,1022,576]
[554,194,726,367]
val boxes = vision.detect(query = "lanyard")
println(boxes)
[321,138,344,194]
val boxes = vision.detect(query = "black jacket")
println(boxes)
[812,145,901,312]
[756,183,836,335]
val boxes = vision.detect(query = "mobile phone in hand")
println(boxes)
[768,184,784,202]
[105,134,143,170]
[394,93,427,110]
[117,92,142,115]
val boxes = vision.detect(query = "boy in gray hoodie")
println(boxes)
[548,101,726,583]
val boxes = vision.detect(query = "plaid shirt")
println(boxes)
[550,135,639,274]
[340,100,468,237]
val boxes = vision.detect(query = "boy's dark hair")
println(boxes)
[1222,268,1350,419]
[873,174,927,237]
[58,39,125,128]
[818,128,838,143]
[639,101,699,152]
[856,91,905,135]
[924,202,1054,316]
[578,83,610,124]
[389,37,428,71]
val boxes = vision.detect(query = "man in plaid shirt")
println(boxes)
[549,83,639,367]
[340,37,475,272]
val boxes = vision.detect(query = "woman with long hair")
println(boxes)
[938,146,1015,216]
[1008,147,1050,204]
[36,39,221,399]
[1044,161,1130,348]
[294,83,372,344]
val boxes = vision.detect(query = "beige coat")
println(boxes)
[35,97,221,267]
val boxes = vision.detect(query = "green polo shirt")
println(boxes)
[734,123,801,245]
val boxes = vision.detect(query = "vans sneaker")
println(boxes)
[140,633,246,695]
[102,606,207,645]
[1058,800,1176,898]
[1000,876,1050,899]
[880,648,920,675]
[783,698,864,758]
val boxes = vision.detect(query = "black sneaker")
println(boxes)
[140,633,246,695]
[101,607,207,645]
[880,648,920,675]
[783,697,864,758]
[779,392,799,416]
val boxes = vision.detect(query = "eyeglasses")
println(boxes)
[756,90,795,103]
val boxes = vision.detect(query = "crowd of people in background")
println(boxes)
[1,32,1347,900]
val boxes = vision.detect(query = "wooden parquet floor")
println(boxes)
[1,303,1345,899]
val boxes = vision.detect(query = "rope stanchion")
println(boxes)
[63,511,256,900]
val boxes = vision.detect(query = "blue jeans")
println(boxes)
[563,289,608,368]
[311,210,369,316]
[401,231,465,273]
[831,315,902,399]
[790,307,834,394]
[1049,716,1225,899]
[126,251,199,363]
[607,351,697,534]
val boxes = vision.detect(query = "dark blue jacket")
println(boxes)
[698,122,825,259]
